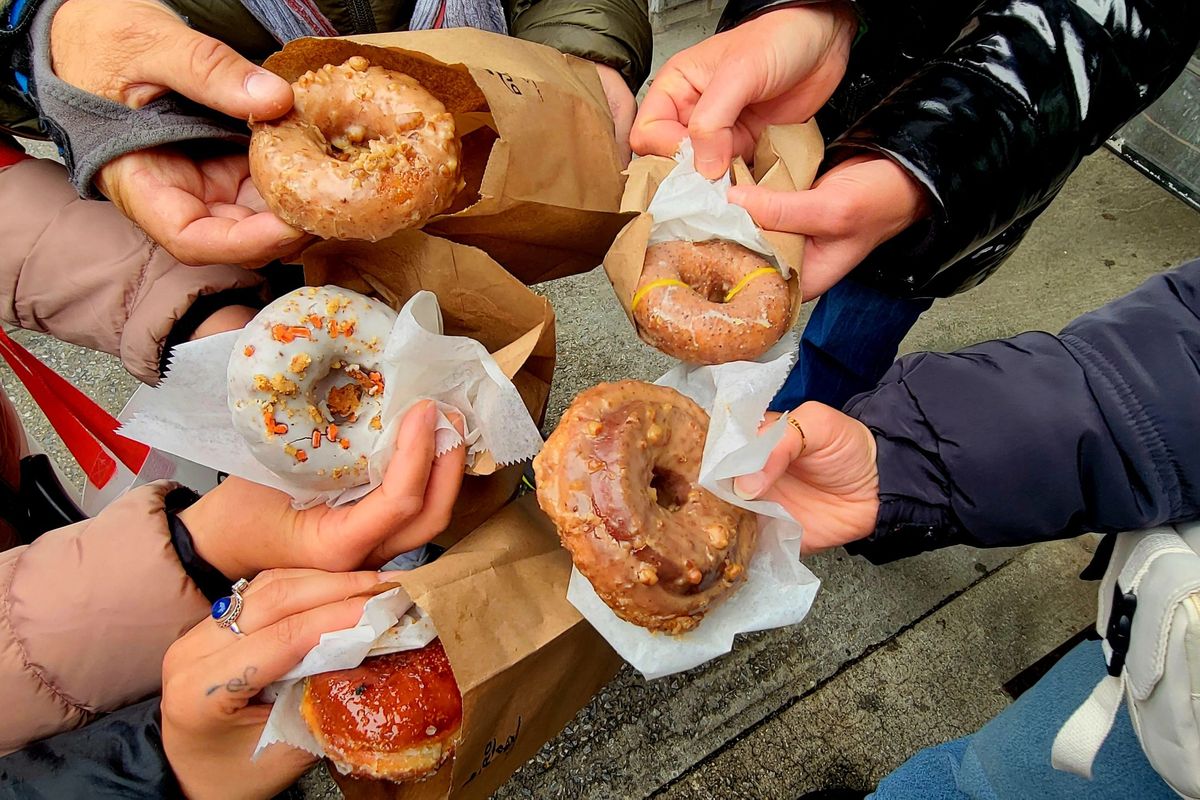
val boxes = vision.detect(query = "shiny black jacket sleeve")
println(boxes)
[842,258,1200,564]
[721,0,1200,297]
[0,699,182,799]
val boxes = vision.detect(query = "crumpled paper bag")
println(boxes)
[119,292,543,508]
[566,334,821,679]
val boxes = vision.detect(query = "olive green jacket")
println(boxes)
[1,0,650,138]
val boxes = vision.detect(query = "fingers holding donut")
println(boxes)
[162,572,375,800]
[353,400,469,567]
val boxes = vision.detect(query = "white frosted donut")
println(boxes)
[228,286,397,492]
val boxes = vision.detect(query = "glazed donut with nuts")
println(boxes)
[534,381,756,634]
[228,286,395,492]
[250,56,463,241]
[633,240,790,365]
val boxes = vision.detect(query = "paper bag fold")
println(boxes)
[334,495,622,800]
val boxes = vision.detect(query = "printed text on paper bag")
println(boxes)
[483,70,543,100]
[462,715,522,786]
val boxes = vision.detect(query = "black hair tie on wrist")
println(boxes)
[165,486,234,603]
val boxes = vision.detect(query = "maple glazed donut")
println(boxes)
[633,240,790,364]
[301,639,463,782]
[534,381,757,634]
[228,286,395,492]
[249,56,463,241]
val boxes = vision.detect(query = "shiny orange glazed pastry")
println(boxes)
[301,639,462,782]
[633,240,790,364]
[250,56,463,241]
[534,381,757,634]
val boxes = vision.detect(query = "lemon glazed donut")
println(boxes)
[633,240,790,365]
[228,286,396,492]
[534,381,757,634]
[249,56,463,241]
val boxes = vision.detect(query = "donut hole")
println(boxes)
[318,373,366,423]
[650,468,691,512]
[679,266,734,305]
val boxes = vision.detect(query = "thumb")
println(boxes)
[687,67,760,180]
[135,19,292,120]
[734,414,806,500]
[728,184,835,235]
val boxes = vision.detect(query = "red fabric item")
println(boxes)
[0,146,30,169]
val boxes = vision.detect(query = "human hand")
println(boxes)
[734,402,879,554]
[596,64,637,167]
[729,154,931,300]
[631,3,857,179]
[180,400,467,578]
[162,569,383,800]
[50,0,308,267]
[190,305,259,341]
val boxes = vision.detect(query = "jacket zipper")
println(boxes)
[344,0,378,33]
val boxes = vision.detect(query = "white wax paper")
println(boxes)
[254,587,437,758]
[645,139,789,277]
[118,291,543,508]
[571,142,819,678]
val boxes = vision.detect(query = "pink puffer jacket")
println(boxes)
[0,155,263,384]
[0,391,210,754]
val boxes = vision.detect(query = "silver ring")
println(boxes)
[211,578,250,635]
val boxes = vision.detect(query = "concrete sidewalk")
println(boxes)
[3,10,1199,800]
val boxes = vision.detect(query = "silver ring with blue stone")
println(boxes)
[211,578,250,636]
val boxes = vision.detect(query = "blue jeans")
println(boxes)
[771,278,933,412]
[870,639,1176,800]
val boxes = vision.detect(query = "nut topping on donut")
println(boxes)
[249,58,463,241]
[633,241,791,365]
[229,286,398,492]
[534,381,757,634]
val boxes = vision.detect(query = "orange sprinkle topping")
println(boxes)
[295,449,308,463]
[326,424,339,441]
[273,423,288,435]
[307,314,324,329]
[340,320,356,338]
[271,324,312,344]
[262,409,275,436]
[312,430,322,448]
[326,318,337,336]
[339,438,351,450]
[243,345,255,357]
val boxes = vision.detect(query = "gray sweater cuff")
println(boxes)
[29,0,248,199]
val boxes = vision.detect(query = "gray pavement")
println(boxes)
[3,13,1200,800]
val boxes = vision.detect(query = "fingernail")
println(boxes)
[245,70,285,101]
[420,399,438,426]
[733,473,765,500]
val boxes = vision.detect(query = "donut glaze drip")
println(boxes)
[534,381,757,633]
[301,640,462,782]
[634,240,790,365]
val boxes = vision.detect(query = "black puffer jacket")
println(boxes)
[845,257,1200,563]
[721,0,1200,298]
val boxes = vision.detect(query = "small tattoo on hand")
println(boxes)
[206,666,258,696]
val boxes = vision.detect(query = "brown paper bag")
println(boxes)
[334,494,623,800]
[602,123,824,341]
[303,231,554,542]
[264,29,634,285]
